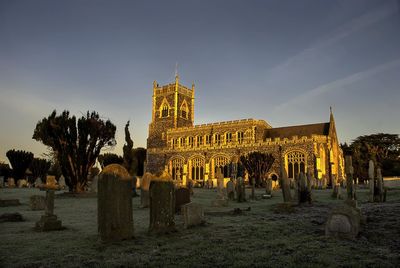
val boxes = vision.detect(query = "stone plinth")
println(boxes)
[98,164,134,242]
[35,190,63,231]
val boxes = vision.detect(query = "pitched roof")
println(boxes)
[264,122,330,139]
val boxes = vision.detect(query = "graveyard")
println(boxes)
[1,185,399,267]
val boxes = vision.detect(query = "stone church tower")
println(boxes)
[147,75,195,171]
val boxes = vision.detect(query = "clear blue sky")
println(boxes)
[1,0,399,162]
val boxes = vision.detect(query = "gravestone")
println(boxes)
[265,178,272,196]
[298,172,311,204]
[132,176,138,197]
[7,178,15,188]
[236,176,246,202]
[280,164,291,203]
[149,180,176,234]
[141,172,153,208]
[368,160,374,202]
[187,178,194,195]
[58,175,66,190]
[345,156,356,202]
[226,179,235,200]
[46,176,58,189]
[175,187,191,213]
[0,176,4,187]
[325,204,361,239]
[375,168,385,202]
[212,168,228,206]
[17,179,27,188]
[35,190,63,231]
[30,195,46,210]
[182,202,204,228]
[98,164,134,242]
[35,177,43,188]
[90,175,98,193]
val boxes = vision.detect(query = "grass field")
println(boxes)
[1,187,399,267]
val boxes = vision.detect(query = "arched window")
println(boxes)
[214,134,221,146]
[225,132,232,144]
[205,135,212,145]
[286,151,306,179]
[179,137,186,148]
[180,100,188,119]
[196,136,203,147]
[190,157,205,184]
[214,156,229,178]
[237,131,244,144]
[161,104,169,117]
[171,158,184,180]
[188,136,194,148]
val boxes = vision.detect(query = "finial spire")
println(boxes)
[175,62,178,78]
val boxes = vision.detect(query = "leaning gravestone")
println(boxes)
[98,164,134,242]
[182,202,204,228]
[149,180,176,234]
[325,204,361,239]
[30,195,46,210]
[175,187,191,213]
[141,172,153,208]
[226,180,235,200]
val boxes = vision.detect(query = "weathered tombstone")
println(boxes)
[98,164,134,242]
[265,178,272,196]
[306,170,313,192]
[35,177,43,188]
[90,175,98,193]
[0,176,4,187]
[325,204,361,239]
[226,179,235,200]
[175,187,191,213]
[30,195,46,210]
[375,168,385,202]
[280,164,291,203]
[149,180,176,234]
[212,168,228,206]
[368,160,375,202]
[17,179,27,188]
[7,178,15,188]
[182,202,204,228]
[293,174,299,201]
[46,176,57,189]
[332,175,340,199]
[141,172,153,208]
[298,172,311,204]
[35,189,63,231]
[58,175,66,190]
[345,156,356,202]
[236,176,246,202]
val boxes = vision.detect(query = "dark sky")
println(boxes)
[1,0,400,161]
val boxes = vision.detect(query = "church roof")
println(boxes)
[264,122,330,139]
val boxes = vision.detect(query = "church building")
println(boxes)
[146,75,345,186]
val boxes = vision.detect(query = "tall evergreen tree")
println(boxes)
[6,149,34,183]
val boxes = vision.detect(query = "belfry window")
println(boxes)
[161,105,169,117]
[180,101,188,119]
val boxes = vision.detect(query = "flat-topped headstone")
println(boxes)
[149,180,175,234]
[98,164,134,242]
[30,195,46,210]
[182,202,204,228]
[175,187,191,213]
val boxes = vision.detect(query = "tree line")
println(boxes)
[1,110,146,192]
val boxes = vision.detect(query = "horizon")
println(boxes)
[1,0,400,163]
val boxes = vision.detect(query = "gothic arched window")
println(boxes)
[171,158,184,180]
[286,151,306,179]
[161,104,169,117]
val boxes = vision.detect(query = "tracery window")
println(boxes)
[205,135,212,145]
[191,157,205,183]
[179,137,186,148]
[188,136,194,148]
[286,151,306,179]
[171,158,184,180]
[180,102,188,119]
[214,156,229,178]
[214,134,221,146]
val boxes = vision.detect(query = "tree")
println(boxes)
[240,152,275,187]
[98,153,123,168]
[133,147,147,176]
[33,110,116,192]
[123,121,137,176]
[0,162,11,182]
[6,149,34,183]
[30,158,51,184]
[341,133,400,180]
